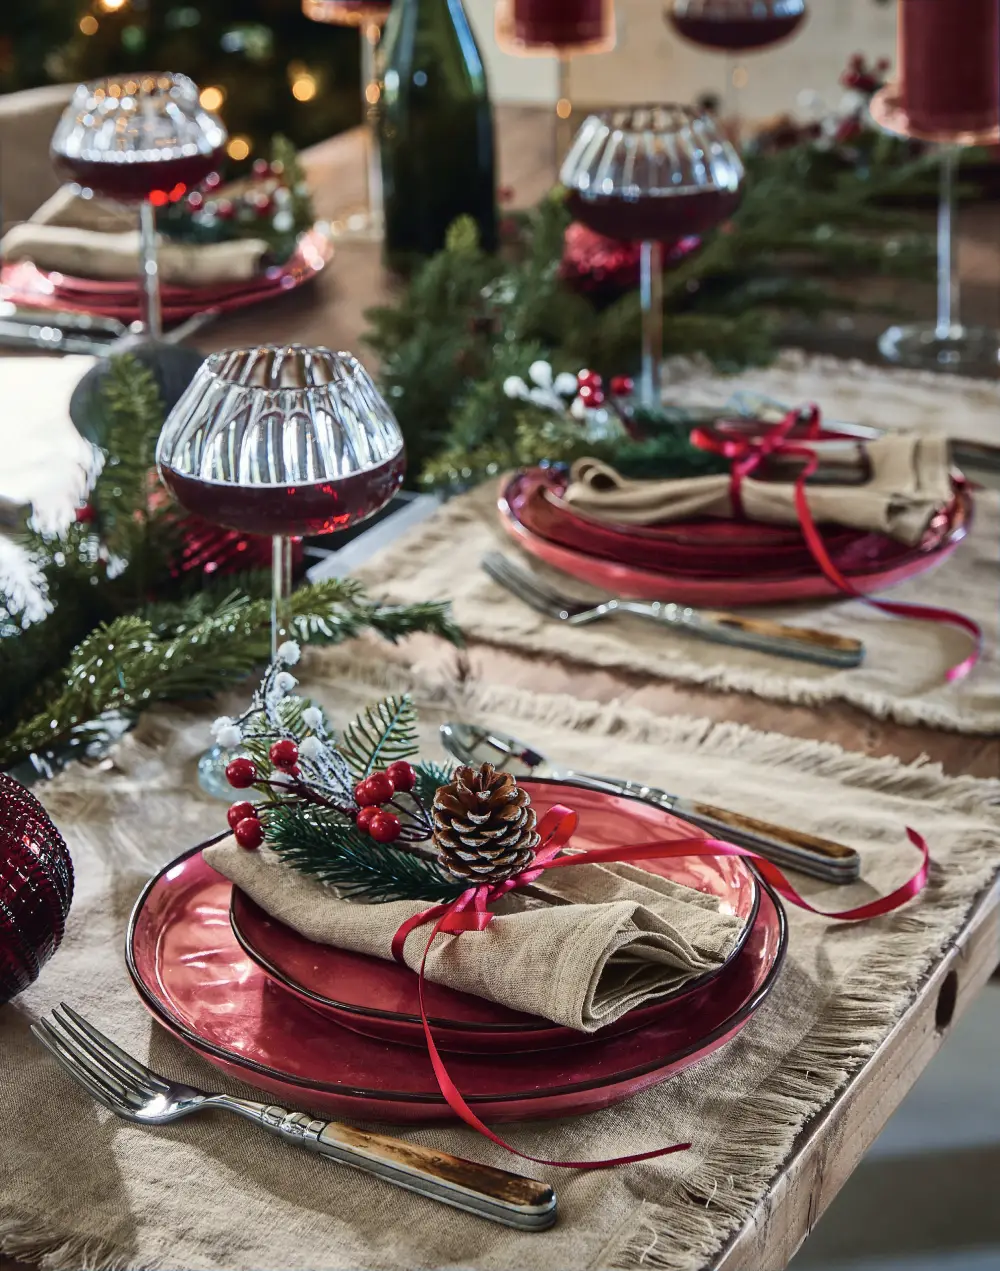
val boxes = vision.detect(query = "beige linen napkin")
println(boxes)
[561,433,954,546]
[204,838,745,1032]
[1,185,268,285]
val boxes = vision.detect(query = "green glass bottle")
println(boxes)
[378,0,498,268]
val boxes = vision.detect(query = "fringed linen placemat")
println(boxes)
[2,648,999,1271]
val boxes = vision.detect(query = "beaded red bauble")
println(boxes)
[0,774,75,1005]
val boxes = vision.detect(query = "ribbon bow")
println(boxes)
[690,405,980,683]
[392,805,930,1172]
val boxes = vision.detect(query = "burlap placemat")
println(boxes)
[3,648,999,1271]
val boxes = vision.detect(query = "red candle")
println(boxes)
[897,0,1000,134]
[496,0,615,54]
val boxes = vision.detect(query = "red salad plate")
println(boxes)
[0,224,333,325]
[499,469,971,606]
[229,778,761,1054]
[127,848,785,1124]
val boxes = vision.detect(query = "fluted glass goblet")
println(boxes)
[156,345,406,797]
[303,0,392,239]
[50,73,227,339]
[665,0,807,142]
[560,105,743,408]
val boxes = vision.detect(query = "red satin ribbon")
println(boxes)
[689,406,981,682]
[392,805,930,1170]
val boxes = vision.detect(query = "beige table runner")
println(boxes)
[356,482,1000,735]
[3,648,999,1271]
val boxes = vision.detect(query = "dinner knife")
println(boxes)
[440,721,861,884]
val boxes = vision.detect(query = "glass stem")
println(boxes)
[639,239,663,410]
[936,146,958,337]
[555,55,572,178]
[361,22,384,226]
[138,199,162,340]
[271,535,293,660]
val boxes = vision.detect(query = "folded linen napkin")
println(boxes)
[1,185,269,286]
[561,433,954,547]
[204,838,746,1032]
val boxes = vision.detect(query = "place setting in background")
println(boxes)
[0,72,332,352]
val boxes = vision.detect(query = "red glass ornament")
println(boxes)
[226,758,258,789]
[0,773,74,1005]
[385,760,417,793]
[356,806,379,832]
[269,739,299,770]
[227,801,256,830]
[234,817,264,850]
[610,375,634,396]
[368,811,402,843]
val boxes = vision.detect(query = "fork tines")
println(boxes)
[31,1003,165,1115]
[481,552,584,618]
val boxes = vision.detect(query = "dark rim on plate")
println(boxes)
[125,842,786,1105]
[227,773,761,1033]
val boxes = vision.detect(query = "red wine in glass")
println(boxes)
[506,0,611,51]
[53,148,226,203]
[158,451,407,537]
[566,187,742,241]
[667,11,804,51]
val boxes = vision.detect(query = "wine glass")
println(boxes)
[665,0,808,143]
[560,105,743,408]
[156,345,406,796]
[495,0,615,174]
[50,73,227,339]
[303,0,392,239]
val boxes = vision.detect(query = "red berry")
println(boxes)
[269,739,299,770]
[252,157,270,177]
[215,198,235,221]
[227,800,256,830]
[234,816,264,850]
[364,771,396,805]
[386,760,417,793]
[577,383,605,407]
[354,779,378,807]
[577,368,602,391]
[368,811,401,843]
[356,806,379,832]
[226,757,258,789]
[610,375,634,396]
[75,503,95,524]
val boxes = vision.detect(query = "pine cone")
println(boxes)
[432,763,540,885]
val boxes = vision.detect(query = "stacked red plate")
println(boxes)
[0,224,333,326]
[499,467,970,606]
[127,780,786,1123]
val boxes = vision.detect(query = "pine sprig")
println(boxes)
[262,802,465,903]
[340,695,418,782]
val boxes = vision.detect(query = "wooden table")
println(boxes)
[4,108,999,1271]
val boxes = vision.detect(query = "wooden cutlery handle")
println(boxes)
[690,802,859,862]
[703,612,863,655]
[315,1120,557,1228]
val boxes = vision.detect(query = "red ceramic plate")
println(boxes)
[126,846,785,1123]
[0,224,333,325]
[229,779,761,1053]
[499,471,970,606]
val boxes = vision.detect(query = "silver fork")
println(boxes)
[31,1003,556,1231]
[482,552,863,669]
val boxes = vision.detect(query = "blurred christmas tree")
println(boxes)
[0,0,360,162]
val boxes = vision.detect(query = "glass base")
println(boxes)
[330,208,384,241]
[197,744,264,802]
[879,323,1000,371]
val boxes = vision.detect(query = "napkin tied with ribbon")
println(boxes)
[1,185,268,286]
[204,837,745,1032]
[561,433,953,547]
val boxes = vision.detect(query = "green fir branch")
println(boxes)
[263,802,464,903]
[339,695,418,782]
